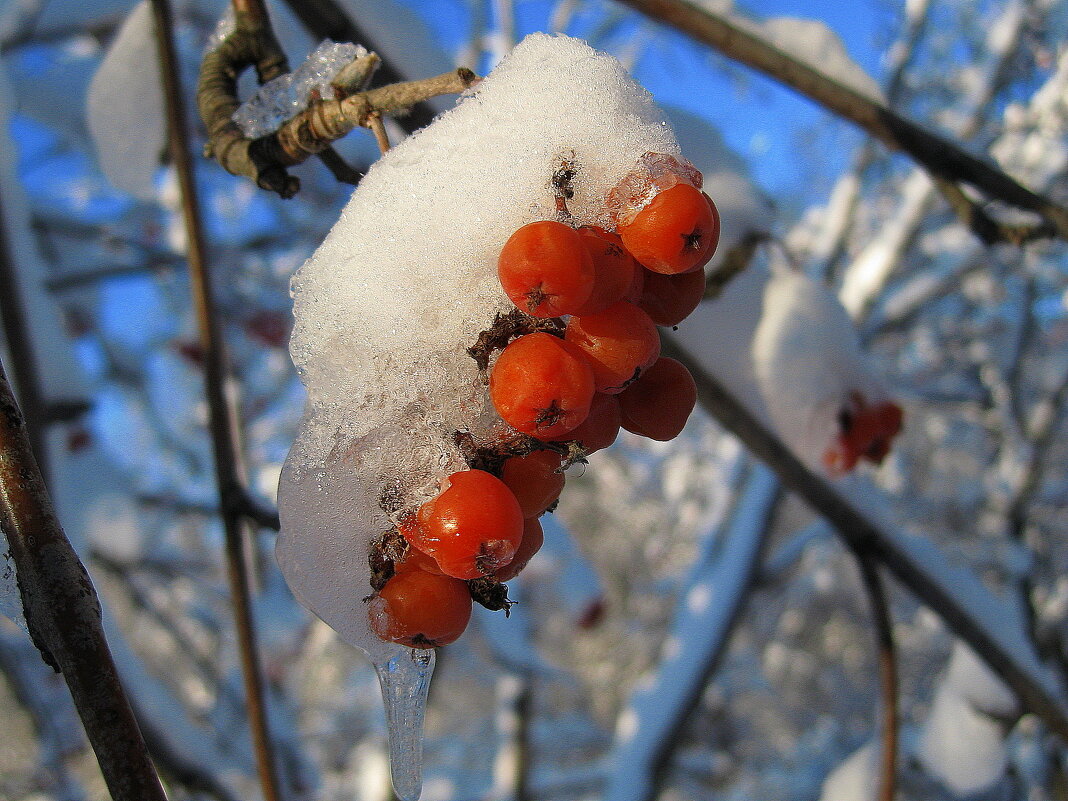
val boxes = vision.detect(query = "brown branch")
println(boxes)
[851,549,898,801]
[0,360,168,801]
[933,177,1056,246]
[661,333,1068,741]
[277,0,441,132]
[613,0,1068,242]
[151,2,286,800]
[198,0,477,196]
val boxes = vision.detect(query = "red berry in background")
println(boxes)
[410,470,524,580]
[548,391,621,453]
[638,268,706,327]
[572,227,639,316]
[618,356,697,441]
[495,516,545,582]
[619,184,718,275]
[490,332,596,438]
[500,449,566,519]
[823,395,904,475]
[498,220,595,317]
[565,301,660,394]
[368,568,472,648]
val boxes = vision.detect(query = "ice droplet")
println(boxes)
[374,648,435,801]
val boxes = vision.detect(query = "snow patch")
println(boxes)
[86,1,164,201]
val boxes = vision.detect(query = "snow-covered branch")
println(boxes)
[663,333,1068,741]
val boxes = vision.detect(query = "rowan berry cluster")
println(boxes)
[367,153,716,649]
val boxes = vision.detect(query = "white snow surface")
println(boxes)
[86,0,164,202]
[918,642,1017,795]
[753,268,890,471]
[754,17,884,103]
[675,263,892,474]
[817,741,877,801]
[278,33,679,661]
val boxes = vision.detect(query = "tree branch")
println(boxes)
[662,333,1068,741]
[151,1,286,799]
[197,0,478,196]
[0,360,167,801]
[613,0,1068,242]
[851,549,898,801]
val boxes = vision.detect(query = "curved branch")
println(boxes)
[662,333,1068,742]
[151,2,287,799]
[613,0,1068,242]
[851,549,898,801]
[0,361,167,801]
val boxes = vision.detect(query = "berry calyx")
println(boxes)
[500,449,566,518]
[490,332,596,438]
[618,356,697,441]
[498,220,595,317]
[564,301,660,394]
[410,469,525,580]
[368,568,473,648]
[619,184,718,275]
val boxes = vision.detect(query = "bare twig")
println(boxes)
[277,0,441,131]
[150,1,285,799]
[0,360,167,801]
[661,333,1068,741]
[613,0,1068,242]
[198,0,477,196]
[851,549,898,801]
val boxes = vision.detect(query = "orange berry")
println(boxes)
[368,567,472,648]
[619,184,718,275]
[548,391,622,453]
[411,470,524,579]
[500,449,566,518]
[498,221,595,317]
[572,227,639,316]
[565,301,660,394]
[637,268,706,327]
[495,517,545,582]
[490,332,596,438]
[618,357,697,441]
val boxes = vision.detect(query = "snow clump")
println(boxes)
[277,33,679,660]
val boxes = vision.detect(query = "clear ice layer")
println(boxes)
[233,40,368,138]
[276,33,684,800]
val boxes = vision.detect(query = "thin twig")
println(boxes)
[278,0,441,131]
[197,0,477,196]
[613,0,1068,242]
[368,113,391,153]
[150,2,285,800]
[0,360,168,801]
[851,549,898,801]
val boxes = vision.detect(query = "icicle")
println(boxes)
[373,647,435,801]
